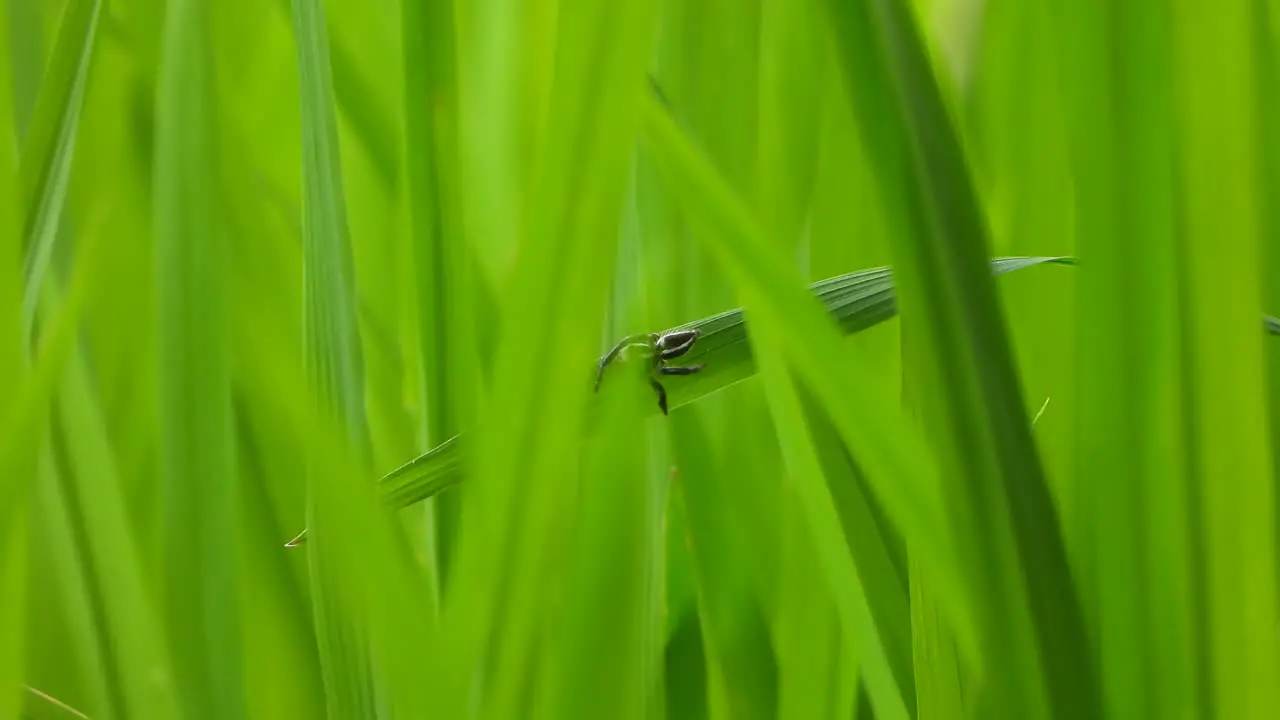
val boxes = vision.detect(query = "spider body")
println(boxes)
[595,328,706,415]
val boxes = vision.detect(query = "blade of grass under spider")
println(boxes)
[639,87,977,708]
[0,3,26,714]
[823,0,1097,716]
[1172,1,1280,715]
[1054,0,1194,716]
[281,255,1074,549]
[153,0,246,715]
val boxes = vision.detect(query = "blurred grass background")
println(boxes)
[2,0,1279,718]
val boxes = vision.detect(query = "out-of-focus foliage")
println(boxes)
[4,0,1279,718]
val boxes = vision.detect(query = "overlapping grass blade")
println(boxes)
[153,1,245,715]
[1172,1,1280,714]
[822,0,1098,716]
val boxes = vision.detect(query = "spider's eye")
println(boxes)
[658,329,699,359]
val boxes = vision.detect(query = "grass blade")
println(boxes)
[1172,1,1280,714]
[753,322,908,719]
[822,0,1097,715]
[401,0,470,598]
[18,0,102,322]
[292,0,438,716]
[291,0,380,715]
[668,410,779,720]
[1053,0,1195,716]
[0,2,27,714]
[153,0,246,716]
[52,336,180,719]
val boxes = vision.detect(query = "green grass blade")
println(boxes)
[401,0,470,599]
[52,337,180,719]
[909,558,965,718]
[800,389,914,714]
[28,448,114,719]
[1054,0,1195,716]
[753,322,908,719]
[823,0,1097,716]
[292,1,440,716]
[154,0,246,715]
[18,0,102,321]
[1173,1,1280,714]
[533,362,654,719]
[290,0,383,715]
[668,411,779,720]
[0,1,27,714]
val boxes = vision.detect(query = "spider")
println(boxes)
[594,328,706,415]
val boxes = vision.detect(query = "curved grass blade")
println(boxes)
[284,255,1074,546]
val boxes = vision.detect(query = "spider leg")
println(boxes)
[595,332,657,391]
[658,363,704,376]
[650,377,669,415]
